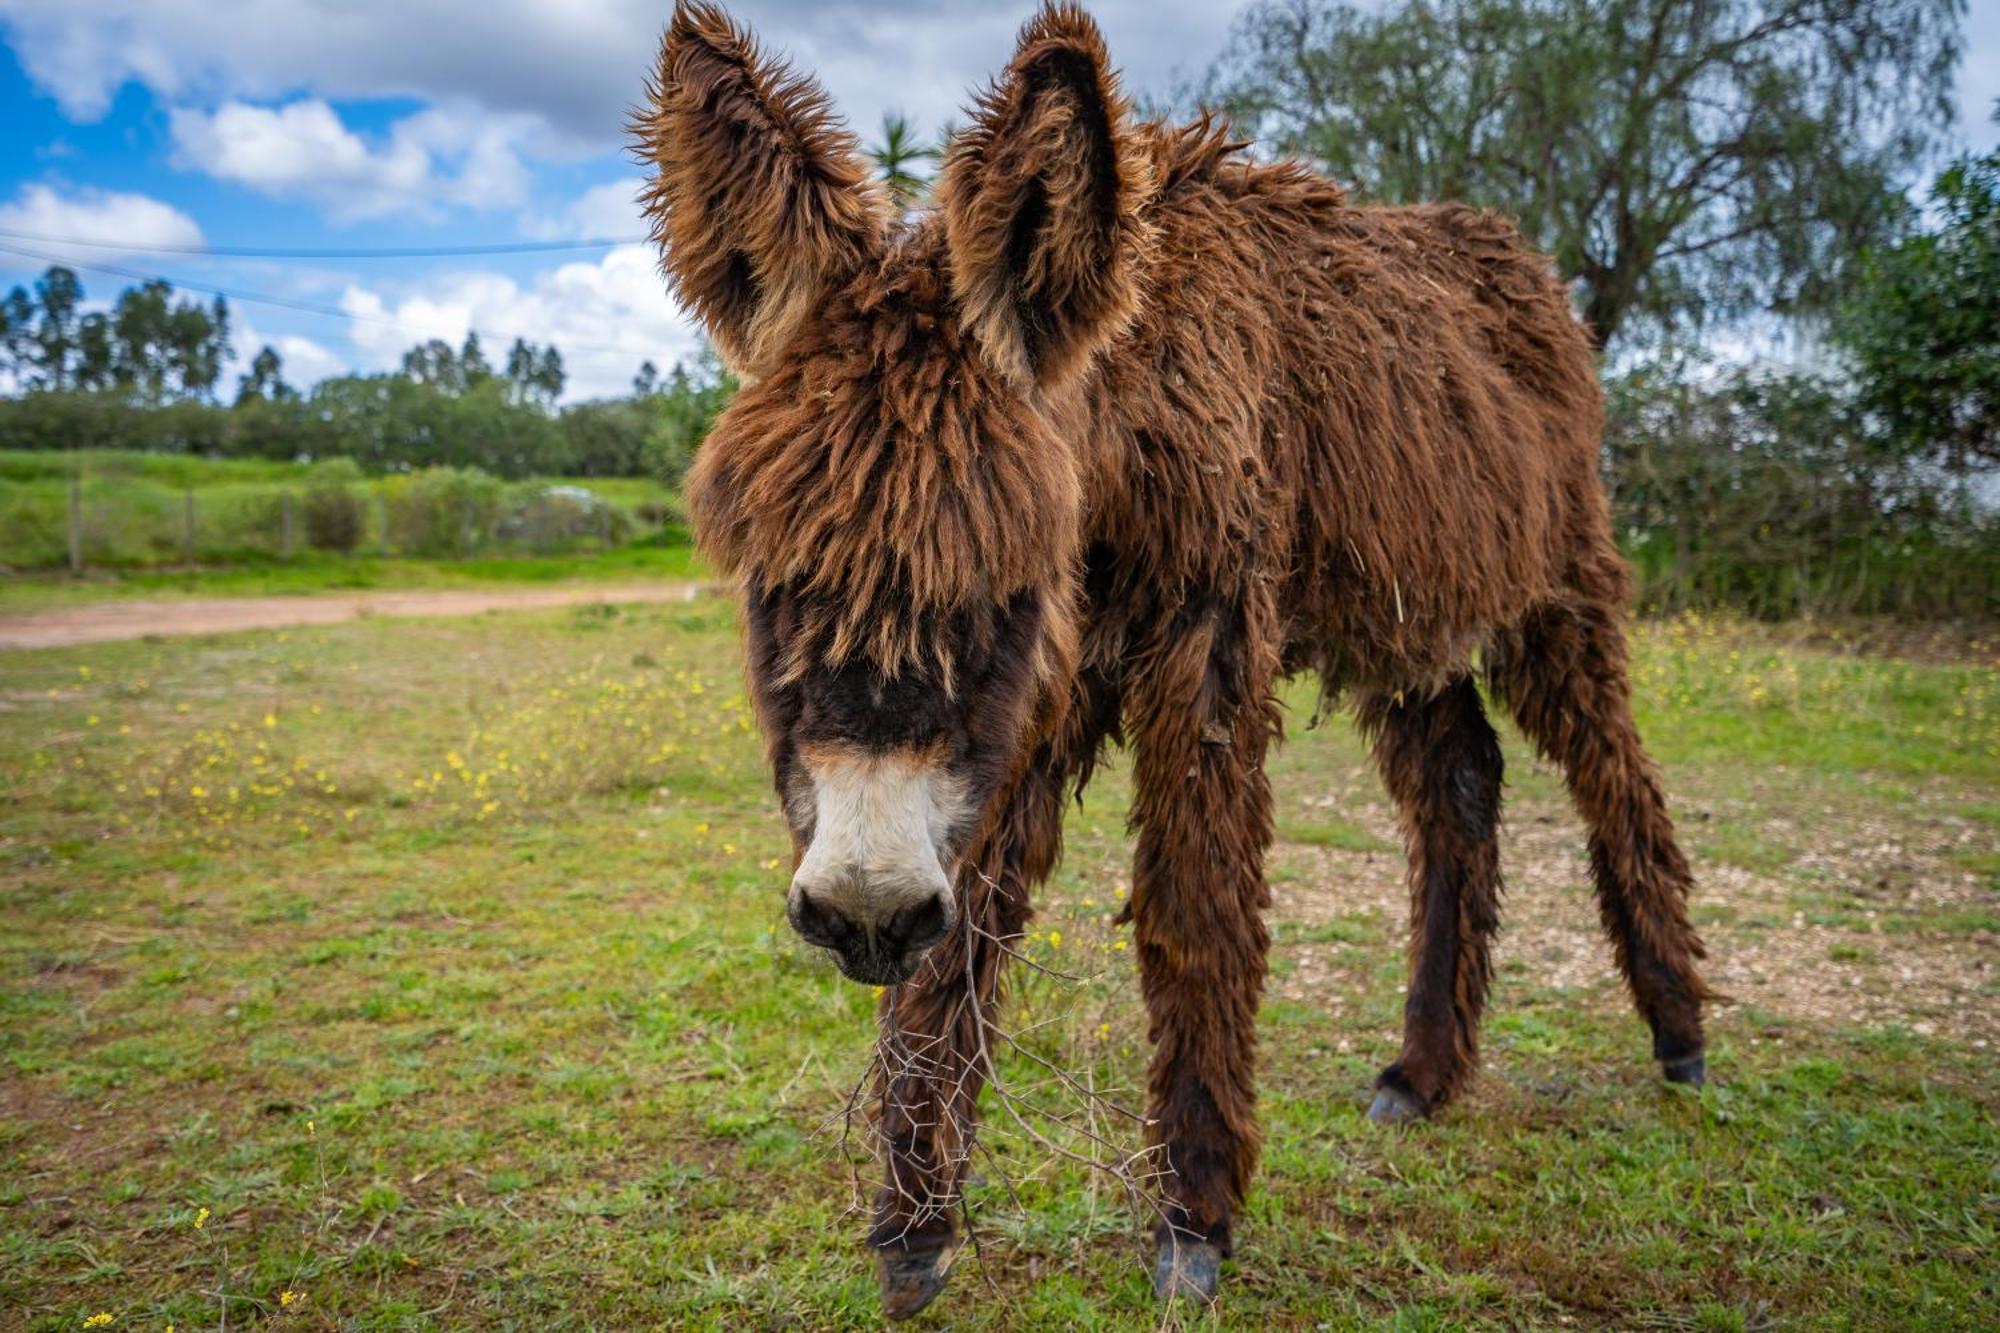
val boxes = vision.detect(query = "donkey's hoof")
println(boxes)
[1662,1053,1706,1087]
[1366,1084,1428,1125]
[1152,1238,1222,1303]
[878,1246,951,1321]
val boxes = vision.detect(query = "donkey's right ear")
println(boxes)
[634,2,888,378]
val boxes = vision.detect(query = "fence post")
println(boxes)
[377,493,391,559]
[598,498,611,551]
[66,463,83,574]
[281,492,295,559]
[183,487,196,566]
[461,496,475,557]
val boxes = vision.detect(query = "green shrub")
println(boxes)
[385,466,503,557]
[499,483,635,551]
[302,459,365,553]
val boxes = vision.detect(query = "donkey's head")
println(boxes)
[638,3,1151,984]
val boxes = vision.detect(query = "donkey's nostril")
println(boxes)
[885,895,950,953]
[790,891,855,950]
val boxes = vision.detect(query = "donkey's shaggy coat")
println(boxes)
[639,2,1712,1314]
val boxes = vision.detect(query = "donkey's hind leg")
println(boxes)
[1357,677,1505,1123]
[1486,601,1712,1085]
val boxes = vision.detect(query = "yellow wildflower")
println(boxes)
[263,712,277,728]
[280,1291,301,1308]
[193,1206,209,1229]
[82,1314,112,1328]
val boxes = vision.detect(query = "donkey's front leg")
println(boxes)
[869,756,1066,1319]
[869,922,1006,1319]
[1126,614,1278,1303]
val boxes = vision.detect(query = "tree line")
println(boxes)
[0,266,733,484]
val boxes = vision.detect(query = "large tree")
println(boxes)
[1208,0,1965,348]
[1836,147,1999,470]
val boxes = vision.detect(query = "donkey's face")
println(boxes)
[639,2,1150,983]
[743,577,1052,985]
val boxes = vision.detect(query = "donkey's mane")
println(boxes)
[686,229,1084,681]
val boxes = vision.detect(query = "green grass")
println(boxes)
[1275,814,1396,854]
[0,605,1994,1329]
[0,545,709,613]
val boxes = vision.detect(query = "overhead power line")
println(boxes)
[0,240,661,365]
[0,227,648,259]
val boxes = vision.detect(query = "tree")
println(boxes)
[1,285,34,387]
[867,112,939,210]
[32,266,84,390]
[460,331,493,385]
[402,339,465,394]
[111,279,173,403]
[503,338,565,408]
[105,281,230,402]
[533,346,565,404]
[175,295,232,400]
[1208,0,1965,348]
[642,343,735,486]
[505,337,536,390]
[76,313,115,391]
[237,345,296,405]
[1836,147,1999,470]
[632,360,660,397]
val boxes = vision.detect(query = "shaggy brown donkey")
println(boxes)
[638,1,1713,1315]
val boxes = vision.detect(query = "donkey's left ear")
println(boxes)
[635,2,889,378]
[938,3,1154,393]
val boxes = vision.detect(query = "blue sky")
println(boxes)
[0,1,1993,401]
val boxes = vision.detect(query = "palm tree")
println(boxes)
[867,113,939,211]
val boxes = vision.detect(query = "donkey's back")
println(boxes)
[1109,125,1615,693]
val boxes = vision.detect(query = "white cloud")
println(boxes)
[169,99,532,221]
[337,243,700,400]
[0,1,1249,153]
[0,0,655,146]
[0,183,204,262]
[524,177,645,242]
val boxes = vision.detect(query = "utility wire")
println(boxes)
[0,226,647,259]
[0,240,660,364]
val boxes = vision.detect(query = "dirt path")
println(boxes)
[0,582,715,650]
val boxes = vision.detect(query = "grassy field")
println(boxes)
[1,603,1995,1329]
[0,450,685,576]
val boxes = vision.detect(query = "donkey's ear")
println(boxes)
[937,3,1153,392]
[635,2,888,378]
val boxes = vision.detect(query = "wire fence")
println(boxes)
[1,457,683,572]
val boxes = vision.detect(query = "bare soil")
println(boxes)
[1265,772,1999,1049]
[0,582,713,650]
